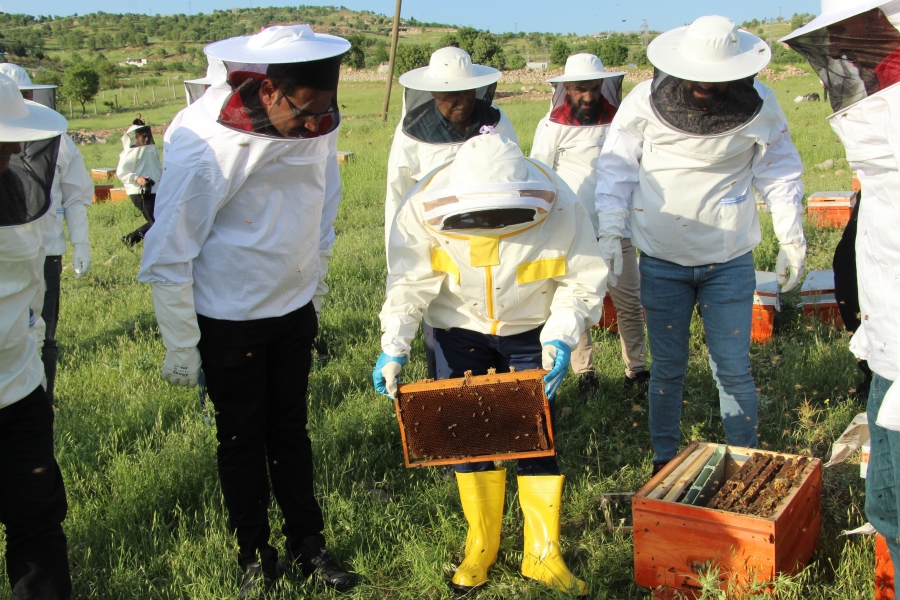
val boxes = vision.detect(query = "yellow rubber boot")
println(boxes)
[450,469,507,593]
[518,475,588,596]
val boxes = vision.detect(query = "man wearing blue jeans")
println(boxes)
[595,16,807,470]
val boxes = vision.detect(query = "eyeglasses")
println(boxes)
[279,89,337,123]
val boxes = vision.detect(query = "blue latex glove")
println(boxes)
[541,340,572,400]
[373,352,408,398]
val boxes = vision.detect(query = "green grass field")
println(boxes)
[0,72,877,599]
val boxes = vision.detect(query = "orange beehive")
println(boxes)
[109,188,128,202]
[633,442,821,598]
[90,167,117,182]
[808,191,858,229]
[93,185,112,203]
[877,534,895,600]
[393,369,554,468]
[752,272,780,344]
[800,270,844,330]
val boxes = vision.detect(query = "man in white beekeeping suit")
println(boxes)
[0,73,72,599]
[530,53,649,400]
[138,25,355,596]
[374,129,606,595]
[784,0,900,571]
[0,63,93,405]
[595,16,807,474]
[386,46,518,379]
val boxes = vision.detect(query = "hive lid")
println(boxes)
[801,269,836,296]
[808,191,858,207]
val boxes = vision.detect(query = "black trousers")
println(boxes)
[833,194,862,333]
[0,386,71,600]
[41,256,62,403]
[126,193,156,241]
[433,326,560,477]
[197,302,324,567]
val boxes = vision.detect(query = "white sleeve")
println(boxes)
[385,126,417,241]
[137,163,223,285]
[529,116,557,168]
[751,120,804,211]
[379,201,444,357]
[595,116,643,215]
[58,136,94,247]
[315,140,341,311]
[116,148,139,189]
[541,195,607,349]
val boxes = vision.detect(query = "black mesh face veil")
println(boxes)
[1,135,58,227]
[784,7,900,112]
[402,83,500,143]
[30,88,57,111]
[649,69,763,136]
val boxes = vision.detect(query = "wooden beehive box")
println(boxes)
[109,187,128,202]
[93,184,112,203]
[877,534,895,600]
[800,270,843,329]
[752,272,780,344]
[90,167,117,182]
[808,191,857,229]
[594,292,618,332]
[633,442,821,598]
[336,150,354,164]
[394,369,554,468]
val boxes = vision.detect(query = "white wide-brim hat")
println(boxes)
[204,24,350,64]
[0,63,57,90]
[648,15,771,82]
[547,53,626,82]
[399,46,502,92]
[0,74,66,142]
[782,0,895,41]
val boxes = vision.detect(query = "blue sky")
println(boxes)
[1,0,822,35]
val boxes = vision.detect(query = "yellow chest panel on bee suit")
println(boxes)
[830,83,900,380]
[620,80,787,266]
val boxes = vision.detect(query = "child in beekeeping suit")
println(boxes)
[373,128,606,596]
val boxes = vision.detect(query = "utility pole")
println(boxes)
[380,0,402,121]
[642,19,649,47]
[514,22,518,33]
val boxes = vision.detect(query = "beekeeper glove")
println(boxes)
[151,282,202,387]
[542,340,572,401]
[373,352,407,398]
[770,205,806,293]
[65,204,92,279]
[596,208,628,288]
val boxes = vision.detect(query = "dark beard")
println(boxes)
[651,74,764,136]
[568,96,602,124]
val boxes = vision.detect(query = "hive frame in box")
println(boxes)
[633,442,822,598]
[393,369,555,468]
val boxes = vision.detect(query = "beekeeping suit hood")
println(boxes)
[184,57,226,106]
[421,130,556,235]
[203,24,349,140]
[0,73,67,406]
[647,16,770,136]
[782,0,900,112]
[0,62,57,110]
[117,124,162,195]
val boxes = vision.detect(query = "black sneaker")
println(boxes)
[238,561,277,599]
[652,460,670,476]
[279,543,355,592]
[576,371,601,402]
[121,231,143,247]
[624,370,651,390]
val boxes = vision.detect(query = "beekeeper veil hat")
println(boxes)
[782,0,900,111]
[0,63,58,110]
[399,47,503,143]
[420,127,556,234]
[546,54,625,126]
[0,73,66,228]
[184,56,227,106]
[204,24,350,139]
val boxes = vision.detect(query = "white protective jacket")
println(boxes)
[138,84,341,321]
[0,217,47,408]
[43,133,93,256]
[380,156,606,358]
[531,115,630,238]
[595,80,805,266]
[384,106,517,243]
[116,128,163,195]
[832,82,900,382]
